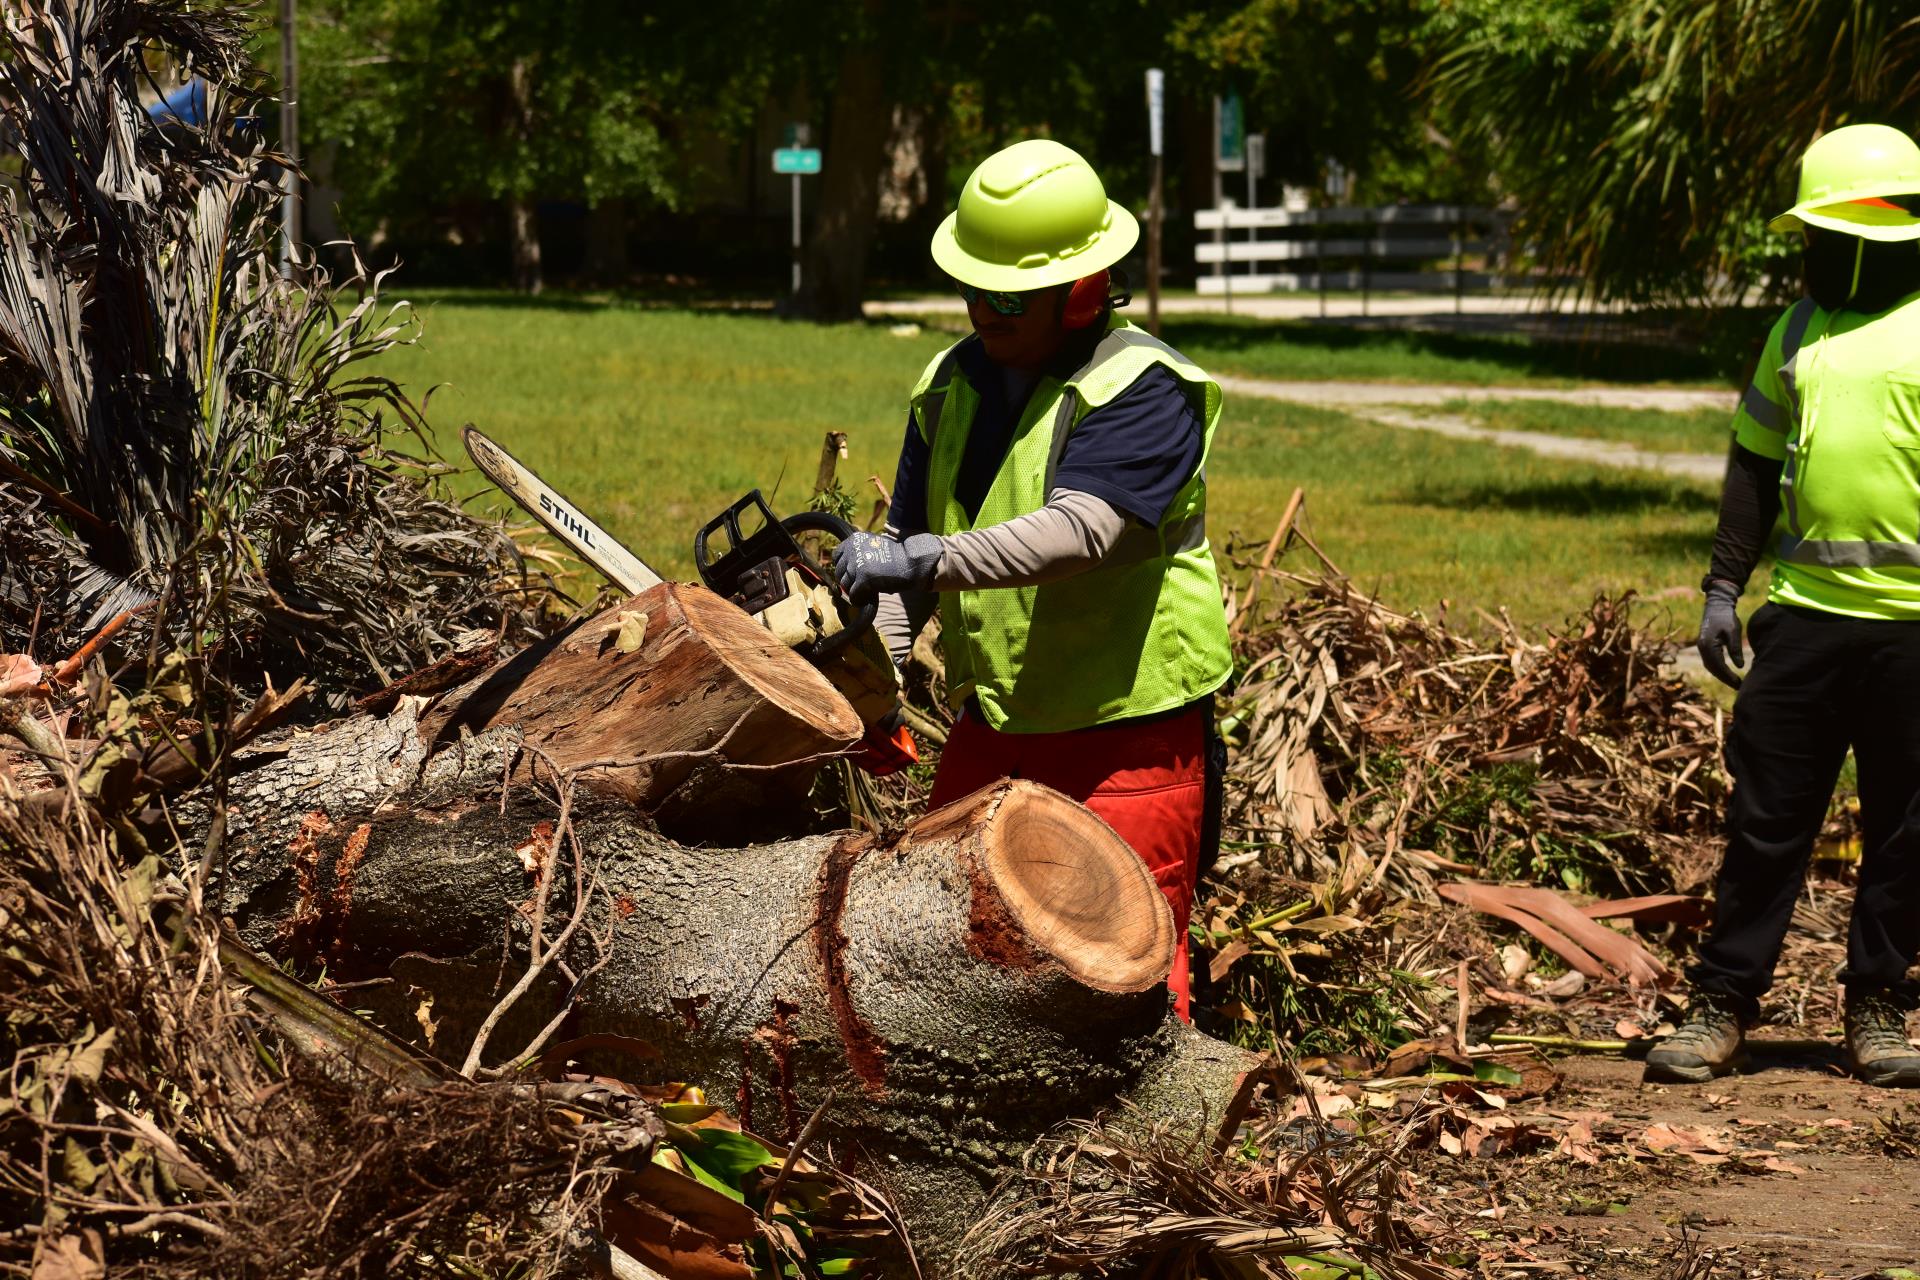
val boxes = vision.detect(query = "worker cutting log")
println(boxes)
[832,139,1233,1020]
[1648,124,1920,1088]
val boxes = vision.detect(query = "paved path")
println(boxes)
[1356,406,1725,484]
[1218,375,1732,484]
[1214,374,1734,414]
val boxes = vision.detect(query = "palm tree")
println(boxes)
[0,0,533,705]
[1427,0,1920,305]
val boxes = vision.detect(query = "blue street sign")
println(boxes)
[772,147,822,175]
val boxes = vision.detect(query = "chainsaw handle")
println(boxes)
[780,510,877,663]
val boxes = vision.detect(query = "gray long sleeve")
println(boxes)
[874,587,936,669]
[930,488,1128,591]
[870,490,1130,665]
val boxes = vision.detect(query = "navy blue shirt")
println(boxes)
[890,335,1205,534]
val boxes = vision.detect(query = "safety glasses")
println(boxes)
[955,282,1034,316]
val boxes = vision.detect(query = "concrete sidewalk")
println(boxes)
[1218,376,1731,485]
[1216,374,1734,414]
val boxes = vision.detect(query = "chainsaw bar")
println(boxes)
[461,425,664,596]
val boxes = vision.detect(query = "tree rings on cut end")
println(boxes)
[668,584,864,753]
[977,779,1175,993]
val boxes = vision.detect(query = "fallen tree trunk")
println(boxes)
[214,779,1264,1270]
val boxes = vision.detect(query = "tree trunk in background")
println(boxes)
[508,55,543,295]
[213,779,1263,1273]
[796,34,890,320]
[585,198,629,281]
[1175,88,1216,284]
[908,95,949,260]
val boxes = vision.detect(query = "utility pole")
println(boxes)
[279,0,299,276]
[1145,69,1164,337]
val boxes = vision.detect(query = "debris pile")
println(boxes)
[0,768,637,1277]
[961,1092,1454,1280]
[1219,570,1729,901]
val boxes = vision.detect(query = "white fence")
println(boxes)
[1192,204,1509,310]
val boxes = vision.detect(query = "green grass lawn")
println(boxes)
[382,291,950,566]
[1441,397,1734,456]
[1212,396,1716,629]
[1161,317,1733,390]
[372,292,1721,634]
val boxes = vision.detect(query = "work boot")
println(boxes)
[1845,989,1920,1088]
[1644,993,1748,1083]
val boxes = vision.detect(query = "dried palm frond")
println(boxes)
[958,1108,1458,1279]
[1219,569,1726,901]
[0,767,647,1278]
[0,0,549,708]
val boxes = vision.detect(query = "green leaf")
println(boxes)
[654,1145,743,1202]
[67,1027,116,1085]
[659,1102,720,1123]
[661,1125,778,1202]
[62,1137,103,1192]
[1472,1061,1523,1086]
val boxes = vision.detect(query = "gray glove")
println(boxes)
[1698,579,1745,690]
[833,531,942,605]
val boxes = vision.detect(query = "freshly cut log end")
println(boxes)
[652,583,865,763]
[964,780,1174,993]
[427,582,862,838]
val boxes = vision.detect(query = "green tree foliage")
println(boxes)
[1166,0,1439,197]
[300,0,757,289]
[1426,0,1920,305]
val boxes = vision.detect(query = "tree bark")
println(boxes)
[795,30,890,321]
[585,198,629,282]
[212,779,1263,1271]
[508,55,543,295]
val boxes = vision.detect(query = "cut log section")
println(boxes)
[423,581,862,834]
[208,582,862,857]
[214,779,1262,1270]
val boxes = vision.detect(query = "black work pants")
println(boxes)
[1688,602,1920,1022]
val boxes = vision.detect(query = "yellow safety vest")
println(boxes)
[1732,293,1920,620]
[908,319,1234,733]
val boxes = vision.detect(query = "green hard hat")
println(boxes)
[931,139,1139,292]
[1771,123,1920,241]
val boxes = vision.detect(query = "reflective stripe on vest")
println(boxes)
[1777,538,1920,569]
[1777,297,1821,541]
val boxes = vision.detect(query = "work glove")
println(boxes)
[1697,579,1745,690]
[833,531,942,605]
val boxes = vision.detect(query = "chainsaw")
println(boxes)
[460,426,914,774]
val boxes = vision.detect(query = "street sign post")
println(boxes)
[1145,68,1164,159]
[772,138,822,295]
[1245,133,1265,255]
[1145,69,1165,336]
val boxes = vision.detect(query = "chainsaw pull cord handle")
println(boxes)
[779,510,878,662]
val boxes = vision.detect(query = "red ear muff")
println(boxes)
[1061,270,1109,330]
